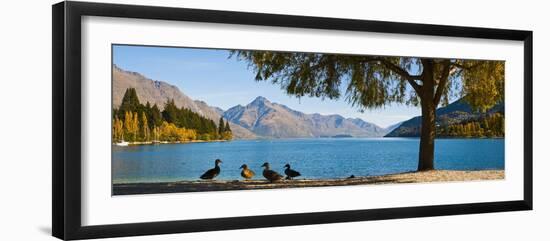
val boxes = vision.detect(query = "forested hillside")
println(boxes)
[385,98,504,138]
[112,88,232,143]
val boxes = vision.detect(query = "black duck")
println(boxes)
[200,159,222,180]
[261,162,283,182]
[284,163,301,180]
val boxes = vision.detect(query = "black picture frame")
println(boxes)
[52,1,533,240]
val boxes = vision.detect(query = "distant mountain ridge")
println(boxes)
[223,96,388,138]
[385,98,504,137]
[384,121,403,133]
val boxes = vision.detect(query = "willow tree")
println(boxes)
[231,51,504,171]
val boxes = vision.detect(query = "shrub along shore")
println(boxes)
[113,170,504,195]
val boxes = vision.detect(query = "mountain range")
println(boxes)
[113,65,391,139]
[223,96,387,138]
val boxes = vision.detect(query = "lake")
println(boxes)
[112,138,504,184]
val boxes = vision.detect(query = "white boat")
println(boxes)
[115,140,129,146]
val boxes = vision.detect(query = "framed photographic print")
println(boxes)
[52,1,533,240]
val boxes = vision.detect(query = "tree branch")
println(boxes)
[372,58,423,93]
[407,79,422,93]
[378,59,422,80]
[434,60,451,106]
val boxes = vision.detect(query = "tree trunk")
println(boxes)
[417,59,436,171]
[418,100,436,171]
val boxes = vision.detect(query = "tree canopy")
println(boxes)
[231,50,504,171]
[230,51,504,112]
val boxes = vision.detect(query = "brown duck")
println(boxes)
[200,159,222,180]
[284,164,301,180]
[239,164,255,180]
[261,162,284,182]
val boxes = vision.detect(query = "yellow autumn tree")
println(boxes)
[123,111,133,141]
[123,111,139,142]
[140,112,150,142]
[152,126,159,142]
[132,112,139,142]
[112,116,124,142]
[158,121,197,142]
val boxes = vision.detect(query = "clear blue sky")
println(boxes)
[113,45,424,128]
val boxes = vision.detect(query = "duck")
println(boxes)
[284,164,301,180]
[200,159,222,180]
[239,164,255,180]
[261,162,284,182]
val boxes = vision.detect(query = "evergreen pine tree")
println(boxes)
[151,104,162,128]
[224,121,231,132]
[218,117,225,135]
[162,99,179,124]
[119,88,141,117]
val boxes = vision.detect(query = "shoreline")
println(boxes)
[113,139,229,146]
[113,137,504,146]
[113,170,504,195]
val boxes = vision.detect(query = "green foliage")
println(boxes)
[224,121,231,132]
[215,117,233,140]
[220,131,233,140]
[459,60,505,112]
[218,117,225,135]
[161,99,219,135]
[112,88,233,143]
[150,104,163,128]
[118,88,141,118]
[230,51,504,111]
[162,99,179,124]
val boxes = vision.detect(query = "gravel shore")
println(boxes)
[113,170,504,195]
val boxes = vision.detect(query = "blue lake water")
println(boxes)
[112,138,504,183]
